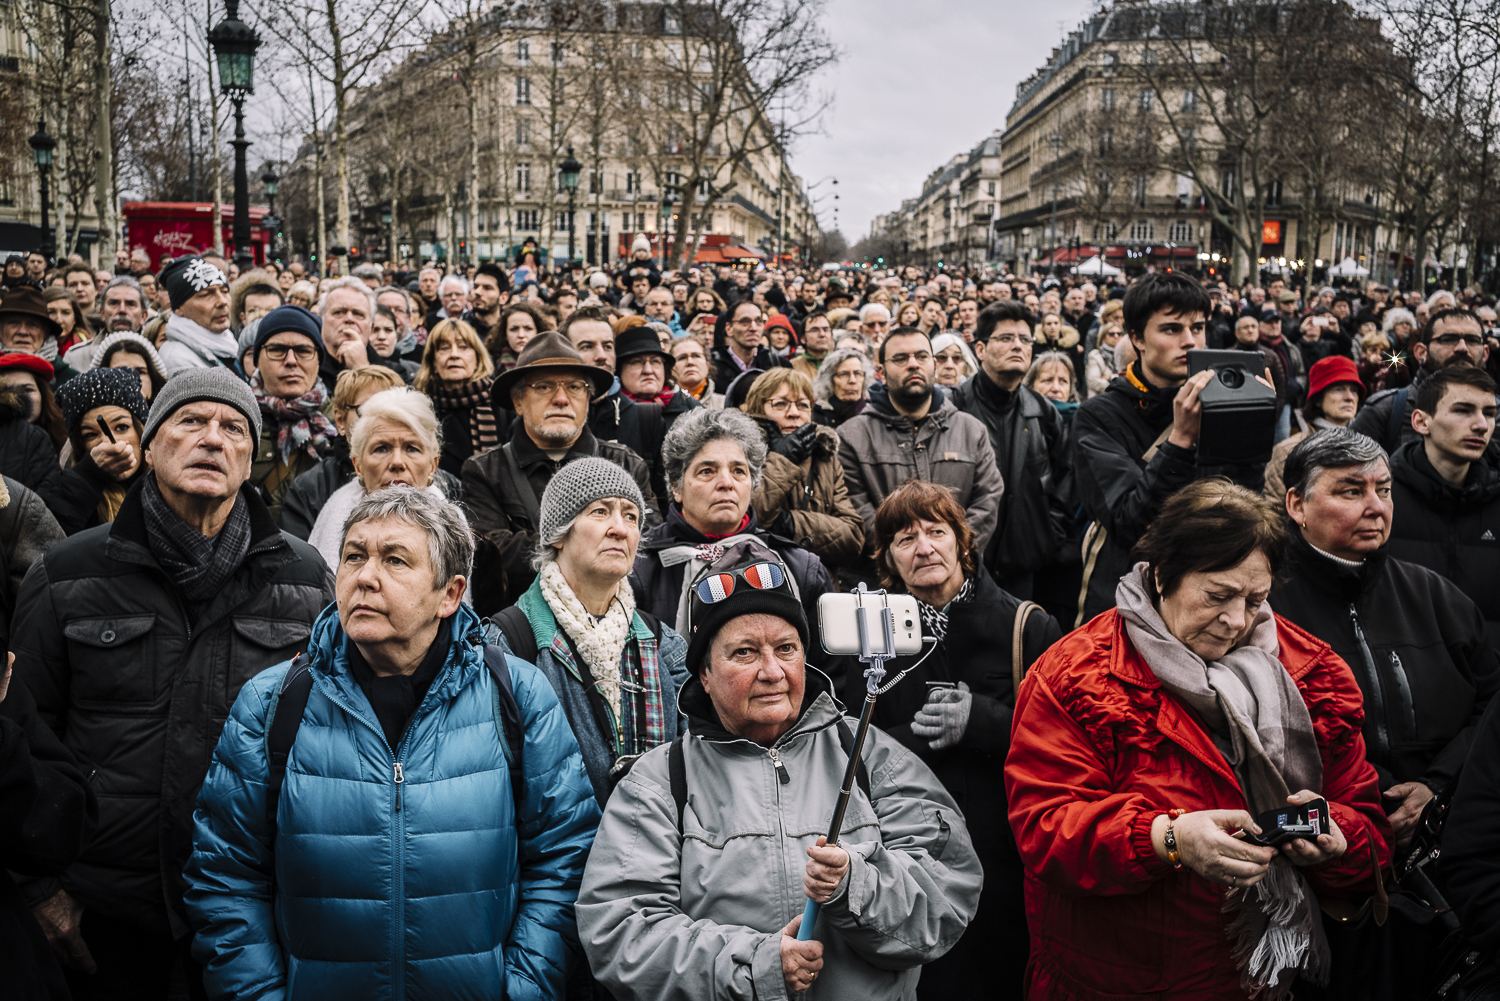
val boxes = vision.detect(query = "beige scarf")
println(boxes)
[539,561,635,725]
[1116,564,1329,999]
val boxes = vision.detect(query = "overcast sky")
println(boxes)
[793,0,1098,243]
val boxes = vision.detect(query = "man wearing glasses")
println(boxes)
[711,299,791,377]
[247,305,339,521]
[952,299,1073,602]
[461,330,658,612]
[1354,308,1495,453]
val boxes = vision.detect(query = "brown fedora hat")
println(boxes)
[0,286,62,339]
[492,330,615,410]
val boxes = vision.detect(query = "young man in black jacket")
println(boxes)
[1072,273,1215,624]
[1388,365,1500,649]
[1352,307,1492,452]
[1273,426,1500,1001]
[950,299,1072,608]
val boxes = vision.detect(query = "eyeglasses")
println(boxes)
[695,562,786,604]
[1432,334,1485,348]
[524,379,593,398]
[991,334,1035,347]
[731,317,761,328]
[765,397,813,415]
[886,352,932,366]
[262,343,318,361]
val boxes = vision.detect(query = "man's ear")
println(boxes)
[1412,406,1433,436]
[440,576,467,618]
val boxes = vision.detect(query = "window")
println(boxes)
[1129,219,1154,241]
[587,211,598,231]
[1094,221,1118,241]
[516,118,531,146]
[490,210,500,230]
[551,41,564,65]
[516,40,530,65]
[635,212,646,231]
[516,76,531,105]
[664,8,681,33]
[1138,88,1154,112]
[1265,178,1283,207]
[1169,220,1193,243]
[1182,89,1198,112]
[987,181,996,196]
[1142,48,1156,66]
[516,162,532,193]
[1099,129,1113,155]
[1133,172,1148,205]
[555,210,570,230]
[625,170,639,193]
[516,209,539,230]
[1101,88,1116,112]
[1176,173,1193,199]
[588,168,601,194]
[698,178,711,197]
[1180,126,1196,156]
[477,211,486,232]
[1102,51,1119,74]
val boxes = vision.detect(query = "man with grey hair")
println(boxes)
[1270,425,1500,1000]
[628,406,847,685]
[13,368,332,998]
[185,486,599,1000]
[859,302,891,348]
[63,276,149,370]
[462,330,656,614]
[316,277,407,394]
[437,274,471,324]
[350,262,384,289]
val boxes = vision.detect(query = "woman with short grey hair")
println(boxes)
[812,347,873,428]
[660,406,768,496]
[308,387,460,568]
[486,457,689,805]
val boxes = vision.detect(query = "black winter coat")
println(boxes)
[11,480,334,933]
[1389,440,1500,650]
[1351,369,1430,453]
[588,384,681,511]
[630,506,847,686]
[0,390,64,518]
[1270,532,1500,794]
[0,676,96,1001]
[48,455,146,536]
[462,423,656,615]
[949,373,1073,579]
[1444,698,1500,951]
[844,571,1060,996]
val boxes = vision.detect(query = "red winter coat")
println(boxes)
[1005,610,1392,1000]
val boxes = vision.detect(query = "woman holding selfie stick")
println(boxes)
[1007,480,1390,1001]
[860,480,1061,998]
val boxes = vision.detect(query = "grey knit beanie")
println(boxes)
[538,457,647,547]
[141,367,263,458]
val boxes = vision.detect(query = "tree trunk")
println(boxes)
[467,84,479,264]
[334,91,350,272]
[314,133,327,271]
[92,0,114,261]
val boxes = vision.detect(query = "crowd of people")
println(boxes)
[3,236,1500,1001]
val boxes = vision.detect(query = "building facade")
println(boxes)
[870,132,1001,266]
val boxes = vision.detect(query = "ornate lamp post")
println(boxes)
[209,0,261,270]
[28,120,56,260]
[559,147,581,265]
[260,165,279,261]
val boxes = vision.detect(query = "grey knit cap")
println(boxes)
[538,456,647,546]
[141,367,263,458]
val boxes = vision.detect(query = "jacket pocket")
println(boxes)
[226,616,314,708]
[62,614,158,703]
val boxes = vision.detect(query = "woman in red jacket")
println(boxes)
[1007,480,1391,1001]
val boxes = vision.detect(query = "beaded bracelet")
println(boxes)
[1163,808,1187,869]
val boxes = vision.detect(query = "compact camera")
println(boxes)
[1242,798,1330,848]
[1186,349,1278,466]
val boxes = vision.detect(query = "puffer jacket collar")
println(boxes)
[1392,437,1500,514]
[678,665,843,748]
[303,601,489,739]
[1286,528,1387,602]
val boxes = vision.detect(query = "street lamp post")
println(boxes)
[261,165,279,262]
[209,0,261,271]
[559,147,581,266]
[28,120,56,260]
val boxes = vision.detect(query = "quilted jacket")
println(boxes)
[1006,609,1392,1000]
[184,603,601,1001]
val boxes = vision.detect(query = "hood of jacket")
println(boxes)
[1392,437,1500,514]
[864,380,949,423]
[1105,361,1180,431]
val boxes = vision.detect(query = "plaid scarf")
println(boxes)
[141,473,252,609]
[916,576,975,643]
[429,376,500,454]
[251,373,337,464]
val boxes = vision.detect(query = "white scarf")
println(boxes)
[539,560,634,724]
[309,479,447,570]
[164,311,237,364]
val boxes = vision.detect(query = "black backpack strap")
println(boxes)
[265,654,315,828]
[491,605,539,664]
[1386,386,1409,450]
[835,718,871,802]
[498,444,542,530]
[669,735,688,832]
[482,644,526,810]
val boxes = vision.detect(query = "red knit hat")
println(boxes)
[763,312,799,346]
[0,352,55,381]
[1307,355,1365,401]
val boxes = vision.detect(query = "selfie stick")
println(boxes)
[797,582,897,943]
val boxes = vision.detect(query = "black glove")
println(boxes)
[770,422,820,464]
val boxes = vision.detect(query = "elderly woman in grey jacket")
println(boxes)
[486,456,689,804]
[578,545,983,1001]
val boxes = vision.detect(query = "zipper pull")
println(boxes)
[394,762,404,811]
[769,748,790,785]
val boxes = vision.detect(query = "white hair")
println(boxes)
[439,275,471,295]
[317,276,377,316]
[859,302,891,323]
[349,387,442,463]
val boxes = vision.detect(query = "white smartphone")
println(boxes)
[817,593,925,656]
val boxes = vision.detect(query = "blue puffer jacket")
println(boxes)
[184,603,601,1001]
